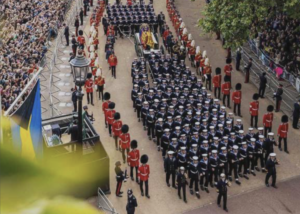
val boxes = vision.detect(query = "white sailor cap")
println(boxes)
[258,127,264,131]
[168,151,175,155]
[158,118,163,122]
[268,132,274,136]
[214,99,219,102]
[239,130,244,134]
[202,119,207,122]
[164,129,170,132]
[214,137,219,141]
[233,145,239,150]
[212,109,217,112]
[193,156,199,161]
[209,126,215,129]
[212,118,217,121]
[218,124,223,128]
[221,147,226,151]
[220,115,224,118]
[270,153,276,157]
[202,154,208,157]
[192,144,198,148]
[162,98,167,102]
[181,147,186,150]
[221,106,226,109]
[184,124,189,127]
[203,140,208,144]
[144,101,149,104]
[205,101,209,104]
[175,126,181,130]
[223,136,228,140]
[167,116,172,119]
[180,166,185,171]
[202,87,206,90]
[226,121,231,124]
[212,150,217,154]
[154,99,159,103]
[230,132,235,135]
[171,138,177,141]
[195,122,200,125]
[237,119,242,122]
[193,132,199,135]
[242,142,247,145]
[248,127,254,131]
[187,112,192,115]
[220,173,225,177]
[259,135,264,139]
[134,84,139,87]
[149,90,154,93]
[149,109,154,112]
[179,106,184,109]
[250,138,256,142]
[207,94,211,97]
[203,129,208,133]
[228,113,233,116]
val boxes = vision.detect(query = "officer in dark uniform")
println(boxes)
[189,156,201,199]
[115,161,126,197]
[217,173,229,212]
[265,153,279,188]
[126,189,138,214]
[274,84,283,112]
[293,99,300,129]
[164,151,178,188]
[71,88,78,112]
[177,166,188,203]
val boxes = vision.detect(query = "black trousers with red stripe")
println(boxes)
[116,180,123,195]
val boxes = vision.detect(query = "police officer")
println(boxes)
[164,151,178,188]
[265,153,279,188]
[126,189,138,214]
[177,166,188,203]
[217,173,229,212]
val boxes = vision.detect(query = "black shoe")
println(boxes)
[184,199,187,203]
[218,204,221,208]
[279,148,282,151]
[119,191,123,194]
[167,183,171,187]
[238,173,243,178]
[123,160,125,164]
[196,193,200,199]
[157,147,160,151]
[138,118,141,122]
[266,183,270,187]
[262,169,267,173]
[244,175,249,180]
[251,171,256,176]
[272,185,278,189]
[224,208,228,212]
[285,150,289,154]
[205,188,209,193]
[201,186,204,191]
[210,183,214,188]
[105,125,108,128]
[116,194,122,197]
[136,180,140,184]
[141,192,144,196]
[228,177,233,182]
[116,147,118,151]
[178,195,181,199]
[143,127,146,130]
[91,104,94,106]
[255,167,260,172]
[131,177,134,181]
[235,180,241,185]
[190,189,194,195]
[146,195,150,199]
[172,185,177,189]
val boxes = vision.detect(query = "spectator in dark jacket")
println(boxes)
[258,72,267,98]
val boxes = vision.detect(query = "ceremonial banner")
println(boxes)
[8,80,43,159]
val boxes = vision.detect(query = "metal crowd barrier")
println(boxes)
[98,188,118,214]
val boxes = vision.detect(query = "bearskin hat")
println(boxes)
[87,73,93,79]
[103,92,111,101]
[114,112,120,120]
[130,140,138,149]
[215,67,221,75]
[235,83,242,90]
[140,154,149,164]
[252,93,259,100]
[281,115,288,123]
[121,124,129,134]
[79,30,83,36]
[108,102,115,109]
[267,105,274,112]
[226,58,232,64]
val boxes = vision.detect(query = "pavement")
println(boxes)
[43,0,300,214]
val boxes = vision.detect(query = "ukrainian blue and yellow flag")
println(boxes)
[8,80,43,160]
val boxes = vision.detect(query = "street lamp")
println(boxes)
[70,50,90,153]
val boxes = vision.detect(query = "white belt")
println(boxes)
[108,117,113,119]
[141,173,148,176]
[234,97,240,99]
[190,171,197,174]
[281,131,287,133]
[179,160,186,163]
[266,120,271,122]
[115,128,121,130]
[252,108,258,110]
[130,158,138,161]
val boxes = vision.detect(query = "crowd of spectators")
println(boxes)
[0,0,70,113]
[252,11,300,76]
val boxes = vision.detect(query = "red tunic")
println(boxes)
[119,133,131,149]
[221,82,230,95]
[127,149,140,167]
[224,64,232,76]
[138,164,150,181]
[232,91,242,104]
[102,101,111,113]
[105,110,116,125]
[249,101,259,116]
[108,55,118,66]
[112,120,123,137]
[84,79,93,93]
[213,75,221,88]
[77,36,85,45]
[263,113,273,128]
[188,47,196,55]
[277,123,288,138]
[182,34,188,42]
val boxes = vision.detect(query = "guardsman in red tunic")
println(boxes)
[119,124,130,162]
[213,67,222,99]
[249,93,260,128]
[181,28,188,46]
[194,46,202,75]
[200,50,206,77]
[277,115,289,153]
[84,73,94,105]
[186,34,192,52]
[224,58,233,88]
[263,105,274,136]
[107,25,115,36]
[232,83,242,117]
[128,140,140,182]
[77,30,85,49]
[221,77,231,108]
[102,92,111,127]
[188,40,196,68]
[105,102,116,137]
[108,53,118,78]
[112,113,123,150]
[138,154,150,198]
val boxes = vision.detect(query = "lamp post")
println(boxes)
[70,50,90,153]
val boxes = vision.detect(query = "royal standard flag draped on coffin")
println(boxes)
[9,80,43,160]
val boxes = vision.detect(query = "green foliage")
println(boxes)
[197,0,300,49]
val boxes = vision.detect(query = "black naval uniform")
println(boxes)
[265,158,278,187]
[126,195,138,214]
[217,178,228,211]
[164,156,178,187]
[177,171,188,202]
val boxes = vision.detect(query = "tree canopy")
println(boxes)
[197,0,300,49]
